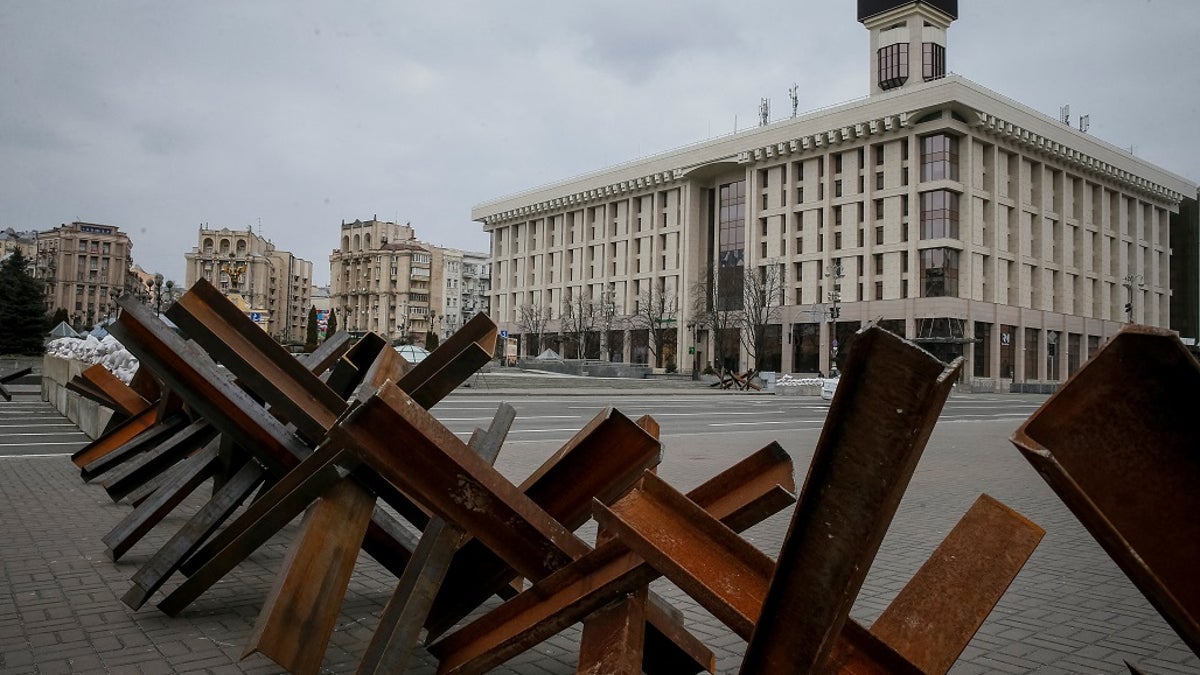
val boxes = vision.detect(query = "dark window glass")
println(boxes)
[921,134,959,182]
[878,43,909,90]
[920,189,960,239]
[920,247,959,297]
[922,42,946,81]
[718,180,746,311]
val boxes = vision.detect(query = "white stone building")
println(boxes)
[473,0,1197,389]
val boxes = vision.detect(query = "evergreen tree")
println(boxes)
[327,308,338,336]
[425,331,440,351]
[304,306,318,353]
[0,250,48,355]
[49,307,69,328]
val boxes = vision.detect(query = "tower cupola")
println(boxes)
[858,1,957,95]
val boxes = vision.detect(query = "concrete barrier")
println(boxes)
[41,355,115,440]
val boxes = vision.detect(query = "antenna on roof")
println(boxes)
[789,84,799,118]
[759,98,770,127]
[1079,114,1090,133]
[1059,104,1070,125]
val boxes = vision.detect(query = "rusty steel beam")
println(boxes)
[0,366,31,400]
[357,403,516,675]
[864,494,1043,674]
[157,443,351,616]
[70,405,161,469]
[324,333,389,399]
[576,587,649,675]
[100,419,220,502]
[391,312,498,409]
[122,460,266,610]
[109,299,307,476]
[71,363,150,417]
[424,407,669,638]
[80,413,190,482]
[1012,325,1200,655]
[594,472,776,640]
[332,382,600,580]
[298,330,353,377]
[101,440,222,561]
[428,444,795,675]
[166,278,349,440]
[741,326,961,675]
[243,478,378,675]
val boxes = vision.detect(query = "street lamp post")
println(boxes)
[1122,274,1144,323]
[825,259,845,376]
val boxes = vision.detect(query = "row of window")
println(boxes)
[877,42,946,91]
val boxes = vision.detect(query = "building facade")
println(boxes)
[473,1,1197,388]
[34,222,134,328]
[437,249,492,339]
[1,228,38,261]
[183,226,313,344]
[329,218,488,345]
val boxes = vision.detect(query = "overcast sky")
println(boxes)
[3,1,1198,286]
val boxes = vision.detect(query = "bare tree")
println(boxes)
[738,263,785,374]
[689,265,740,374]
[516,303,552,356]
[560,293,599,359]
[632,281,679,368]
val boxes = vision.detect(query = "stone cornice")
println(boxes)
[970,111,1185,206]
[736,112,911,164]
[477,169,683,227]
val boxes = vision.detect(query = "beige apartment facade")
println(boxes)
[329,218,489,345]
[474,1,1196,389]
[183,226,313,344]
[35,221,135,328]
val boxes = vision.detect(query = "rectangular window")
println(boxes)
[875,145,885,166]
[875,199,884,220]
[875,226,884,245]
[919,248,959,297]
[835,180,843,198]
[878,43,909,90]
[920,189,960,239]
[834,153,843,174]
[876,172,885,190]
[920,134,960,182]
[922,42,946,81]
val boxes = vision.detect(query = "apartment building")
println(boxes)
[438,249,492,339]
[183,226,313,344]
[329,218,488,345]
[1,228,38,261]
[35,221,134,328]
[473,0,1197,388]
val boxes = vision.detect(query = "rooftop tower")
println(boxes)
[858,0,958,96]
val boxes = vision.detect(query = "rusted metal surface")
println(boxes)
[100,419,219,502]
[244,478,378,675]
[109,299,308,476]
[392,312,497,409]
[357,403,516,675]
[297,329,353,376]
[423,406,665,639]
[122,460,266,610]
[101,440,221,561]
[741,326,962,674]
[332,382,595,580]
[80,412,190,481]
[158,443,351,616]
[576,587,649,675]
[1012,325,1200,655]
[595,472,776,640]
[67,363,150,417]
[428,444,795,674]
[868,494,1043,674]
[166,278,349,440]
[70,405,161,469]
